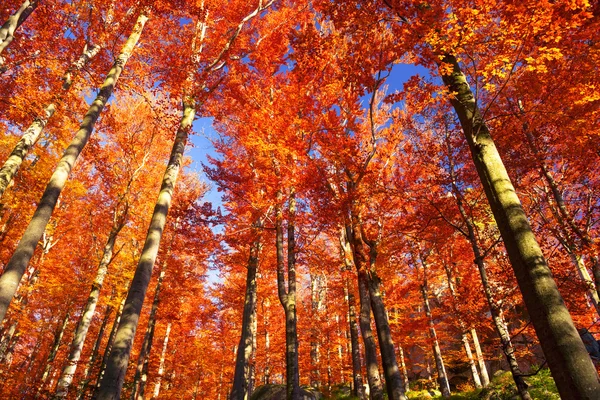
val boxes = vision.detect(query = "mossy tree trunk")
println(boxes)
[440,54,600,399]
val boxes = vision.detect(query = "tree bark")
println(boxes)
[95,99,194,400]
[75,304,113,400]
[444,130,529,397]
[0,0,39,63]
[0,10,149,322]
[349,218,384,400]
[443,262,482,388]
[35,310,70,398]
[0,42,101,200]
[470,329,489,387]
[130,258,168,400]
[420,281,451,398]
[440,54,600,399]
[362,236,406,400]
[91,295,126,400]
[151,322,171,399]
[231,234,261,400]
[54,206,127,398]
[346,281,366,399]
[274,187,300,400]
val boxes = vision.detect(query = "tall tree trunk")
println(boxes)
[440,54,600,399]
[130,258,168,400]
[274,187,300,400]
[420,282,451,398]
[349,219,384,400]
[444,128,532,398]
[397,344,410,392]
[0,0,39,62]
[96,99,194,399]
[470,329,489,387]
[75,304,113,400]
[346,282,366,399]
[362,233,406,400]
[0,43,101,200]
[152,323,171,399]
[54,206,127,398]
[231,234,261,400]
[443,262,482,388]
[262,298,271,385]
[91,293,127,400]
[0,10,149,322]
[310,274,321,388]
[36,310,70,398]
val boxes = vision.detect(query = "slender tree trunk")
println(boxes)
[130,260,168,400]
[522,126,600,317]
[231,234,261,400]
[470,329,489,387]
[96,100,194,400]
[274,187,300,400]
[152,323,171,399]
[36,310,70,398]
[262,298,271,385]
[0,43,101,200]
[356,270,384,400]
[0,0,39,62]
[444,130,532,398]
[0,10,149,322]
[440,54,600,399]
[310,275,321,388]
[75,304,113,400]
[92,294,126,399]
[350,220,384,400]
[54,207,126,398]
[420,282,451,398]
[443,263,482,388]
[347,282,366,399]
[365,264,406,400]
[397,344,410,392]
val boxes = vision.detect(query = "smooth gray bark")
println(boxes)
[96,100,195,399]
[0,11,148,322]
[0,43,101,200]
[0,0,39,62]
[440,54,600,399]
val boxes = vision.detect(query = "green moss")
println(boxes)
[401,369,558,400]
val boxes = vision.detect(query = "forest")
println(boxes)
[0,0,599,399]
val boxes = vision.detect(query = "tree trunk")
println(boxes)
[0,10,148,322]
[231,235,261,400]
[397,344,410,392]
[443,262,482,388]
[95,99,194,399]
[75,304,113,400]
[36,310,70,398]
[420,283,451,398]
[470,329,489,387]
[152,322,171,399]
[0,43,101,200]
[54,206,126,398]
[130,259,168,400]
[440,54,600,399]
[0,0,39,62]
[444,127,533,398]
[92,294,127,399]
[356,270,384,400]
[346,281,366,399]
[349,220,384,400]
[310,274,321,388]
[274,187,300,400]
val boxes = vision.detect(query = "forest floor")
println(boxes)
[328,369,559,400]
